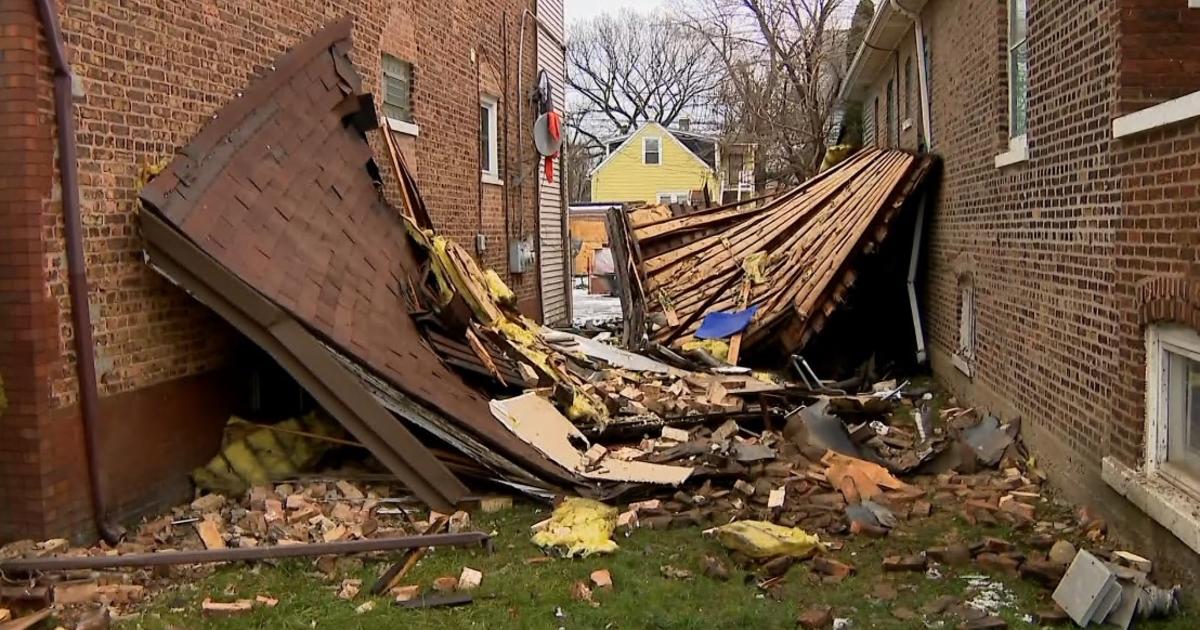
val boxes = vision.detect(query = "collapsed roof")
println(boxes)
[608,149,937,357]
[137,18,581,508]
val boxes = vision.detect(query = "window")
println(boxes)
[872,97,880,147]
[643,137,661,165]
[904,56,914,123]
[954,278,975,376]
[923,35,933,149]
[480,96,500,184]
[382,54,416,135]
[656,192,688,205]
[1007,0,1028,139]
[1147,325,1200,488]
[885,78,896,146]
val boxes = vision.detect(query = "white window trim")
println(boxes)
[953,280,976,377]
[480,96,501,185]
[1102,323,1200,556]
[994,134,1028,168]
[386,117,420,137]
[1144,324,1200,479]
[656,192,688,205]
[642,137,662,165]
[1112,90,1200,139]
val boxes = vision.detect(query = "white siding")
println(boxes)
[537,0,569,326]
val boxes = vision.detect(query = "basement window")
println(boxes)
[656,192,688,205]
[382,54,418,136]
[480,96,500,185]
[1146,325,1200,490]
[643,137,661,165]
[954,278,975,377]
[1103,323,1200,555]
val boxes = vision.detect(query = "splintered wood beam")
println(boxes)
[725,278,752,366]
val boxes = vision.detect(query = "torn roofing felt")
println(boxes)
[138,17,582,504]
[610,149,938,356]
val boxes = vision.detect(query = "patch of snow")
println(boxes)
[572,289,623,327]
[960,574,1017,616]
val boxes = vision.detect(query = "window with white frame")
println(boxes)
[643,137,661,165]
[656,192,688,205]
[954,278,975,376]
[480,96,500,183]
[1146,324,1200,489]
[382,54,416,135]
[1007,0,1028,141]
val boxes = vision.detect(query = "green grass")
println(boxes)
[117,503,1200,630]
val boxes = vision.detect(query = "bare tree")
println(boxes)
[678,0,850,185]
[566,9,721,145]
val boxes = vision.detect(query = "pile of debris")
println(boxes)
[0,478,488,625]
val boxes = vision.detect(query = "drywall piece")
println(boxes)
[490,394,692,485]
[1052,549,1120,626]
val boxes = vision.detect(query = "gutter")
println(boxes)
[34,0,125,544]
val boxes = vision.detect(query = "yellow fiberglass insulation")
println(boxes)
[682,339,730,362]
[714,521,826,559]
[531,498,619,557]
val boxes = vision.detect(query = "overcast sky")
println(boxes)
[564,0,667,24]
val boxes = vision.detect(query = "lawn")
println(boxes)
[117,503,1199,629]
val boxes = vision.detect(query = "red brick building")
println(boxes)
[0,0,567,541]
[842,0,1200,575]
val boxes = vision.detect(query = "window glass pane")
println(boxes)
[645,139,660,164]
[1167,350,1200,476]
[1188,358,1200,454]
[480,105,491,173]
[1010,41,1027,137]
[382,55,413,123]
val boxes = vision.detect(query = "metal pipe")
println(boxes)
[34,0,125,545]
[502,17,512,244]
[907,6,934,364]
[0,532,491,572]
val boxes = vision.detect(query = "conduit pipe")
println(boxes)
[34,0,125,544]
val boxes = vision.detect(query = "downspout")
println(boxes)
[34,0,124,544]
[891,0,931,365]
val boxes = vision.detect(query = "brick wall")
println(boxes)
[856,0,1200,575]
[2,0,551,541]
[0,2,61,542]
[1115,0,1200,114]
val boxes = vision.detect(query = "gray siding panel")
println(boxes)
[536,0,568,325]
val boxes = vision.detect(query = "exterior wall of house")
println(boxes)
[855,0,1200,577]
[568,212,609,276]
[590,124,720,205]
[0,0,561,542]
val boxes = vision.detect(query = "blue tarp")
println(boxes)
[695,305,760,340]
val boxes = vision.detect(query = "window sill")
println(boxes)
[481,173,504,187]
[387,117,420,137]
[952,354,973,378]
[1112,90,1200,139]
[994,136,1028,168]
[1102,456,1200,554]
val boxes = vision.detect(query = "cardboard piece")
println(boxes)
[490,394,692,485]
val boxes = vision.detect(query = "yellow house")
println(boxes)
[589,122,757,206]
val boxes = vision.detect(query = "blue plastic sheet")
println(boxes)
[695,305,760,340]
